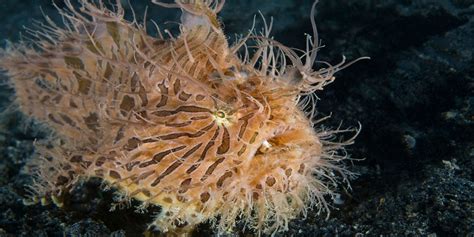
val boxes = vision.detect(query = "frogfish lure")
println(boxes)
[0,0,367,235]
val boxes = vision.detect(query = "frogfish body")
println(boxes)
[0,0,361,235]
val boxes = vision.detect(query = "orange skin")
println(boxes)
[0,0,361,235]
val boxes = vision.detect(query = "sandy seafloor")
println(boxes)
[0,0,472,236]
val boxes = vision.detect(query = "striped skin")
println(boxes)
[0,0,354,235]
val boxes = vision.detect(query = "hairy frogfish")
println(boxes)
[0,0,365,235]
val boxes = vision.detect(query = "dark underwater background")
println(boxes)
[0,0,472,236]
